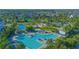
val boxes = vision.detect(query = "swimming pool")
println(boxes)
[18,24,26,31]
[16,34,43,49]
[16,33,59,49]
[32,34,59,40]
[16,24,59,49]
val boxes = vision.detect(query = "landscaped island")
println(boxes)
[0,9,79,49]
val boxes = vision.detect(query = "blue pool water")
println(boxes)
[18,24,26,30]
[16,33,59,49]
[16,34,43,49]
[32,34,59,40]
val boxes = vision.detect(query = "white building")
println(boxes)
[59,30,66,35]
[34,23,47,28]
[58,28,66,37]
[69,15,74,18]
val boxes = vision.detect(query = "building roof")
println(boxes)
[59,30,66,35]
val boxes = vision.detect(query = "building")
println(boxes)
[59,30,66,35]
[34,23,47,28]
[58,28,66,37]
